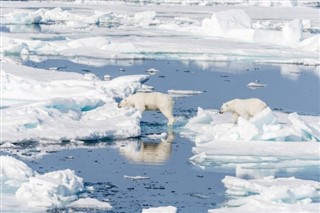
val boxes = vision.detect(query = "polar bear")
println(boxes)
[219,98,267,124]
[118,92,175,125]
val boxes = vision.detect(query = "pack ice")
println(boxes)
[209,176,320,213]
[1,62,149,143]
[0,155,112,212]
[1,5,319,65]
[182,107,320,177]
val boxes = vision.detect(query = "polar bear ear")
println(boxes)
[225,103,229,107]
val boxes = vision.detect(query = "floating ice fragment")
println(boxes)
[167,89,203,97]
[1,156,36,186]
[142,206,177,213]
[124,175,150,180]
[247,81,267,89]
[1,156,112,211]
[146,68,159,75]
[67,197,112,210]
[209,176,320,213]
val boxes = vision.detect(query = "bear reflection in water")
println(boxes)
[118,130,175,165]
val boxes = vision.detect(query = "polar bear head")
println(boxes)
[219,102,230,114]
[118,97,134,108]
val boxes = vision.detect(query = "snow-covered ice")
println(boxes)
[182,107,320,177]
[0,155,112,212]
[1,62,149,143]
[209,176,320,213]
[1,1,319,212]
[1,2,319,65]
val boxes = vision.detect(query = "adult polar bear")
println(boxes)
[219,98,267,124]
[118,92,175,125]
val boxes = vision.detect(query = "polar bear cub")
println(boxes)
[118,92,175,125]
[219,98,267,124]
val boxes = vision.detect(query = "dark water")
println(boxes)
[19,59,320,212]
[25,59,320,116]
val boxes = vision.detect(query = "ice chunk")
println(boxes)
[167,89,203,97]
[247,81,267,89]
[209,176,320,213]
[0,156,36,186]
[202,9,251,36]
[142,206,177,213]
[16,169,84,208]
[282,19,303,45]
[124,175,150,180]
[288,112,320,141]
[146,68,159,75]
[67,197,112,210]
[1,156,112,212]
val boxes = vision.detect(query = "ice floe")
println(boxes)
[1,62,149,143]
[167,89,203,97]
[1,4,319,65]
[183,107,320,142]
[124,175,151,180]
[142,205,177,213]
[182,107,320,177]
[0,155,112,212]
[209,176,320,213]
[247,81,267,89]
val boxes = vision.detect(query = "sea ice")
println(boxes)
[167,89,203,97]
[0,155,112,211]
[209,176,320,213]
[183,107,320,177]
[142,205,177,213]
[1,4,319,65]
[1,62,149,143]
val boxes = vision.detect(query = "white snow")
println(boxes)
[142,205,177,213]
[1,3,319,65]
[0,155,112,212]
[209,176,320,213]
[1,62,149,143]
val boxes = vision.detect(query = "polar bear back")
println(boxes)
[229,98,267,116]
[127,92,173,111]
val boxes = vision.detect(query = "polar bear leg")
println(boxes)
[159,107,175,126]
[232,113,239,124]
[135,103,146,112]
[241,112,250,121]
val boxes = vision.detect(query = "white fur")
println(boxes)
[219,98,267,124]
[119,92,175,125]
